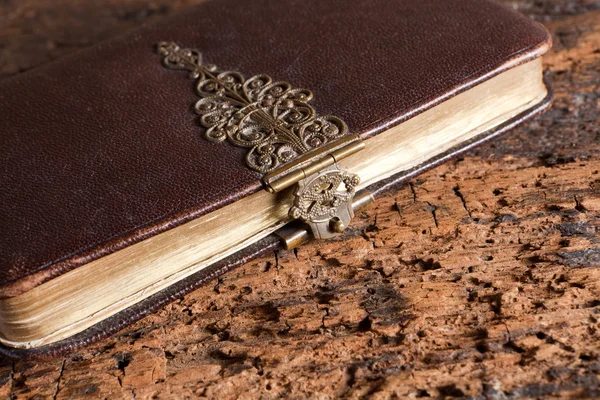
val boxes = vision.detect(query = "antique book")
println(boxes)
[0,0,552,358]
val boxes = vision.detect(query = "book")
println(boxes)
[0,0,552,358]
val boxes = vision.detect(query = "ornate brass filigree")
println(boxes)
[156,41,372,241]
[156,41,348,173]
[289,166,360,240]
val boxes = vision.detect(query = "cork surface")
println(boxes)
[1,0,599,398]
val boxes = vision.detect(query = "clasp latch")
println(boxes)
[289,165,360,239]
[263,134,373,243]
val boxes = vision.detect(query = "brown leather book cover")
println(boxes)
[0,0,552,358]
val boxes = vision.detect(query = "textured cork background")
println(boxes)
[1,0,599,398]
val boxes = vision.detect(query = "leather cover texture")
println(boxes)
[0,0,552,356]
[0,0,551,296]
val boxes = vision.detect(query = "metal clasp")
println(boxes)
[288,165,359,239]
[263,134,374,244]
[276,190,375,249]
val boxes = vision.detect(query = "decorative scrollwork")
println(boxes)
[289,170,359,222]
[156,41,349,173]
[289,167,360,239]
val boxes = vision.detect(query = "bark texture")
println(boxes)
[1,0,599,398]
